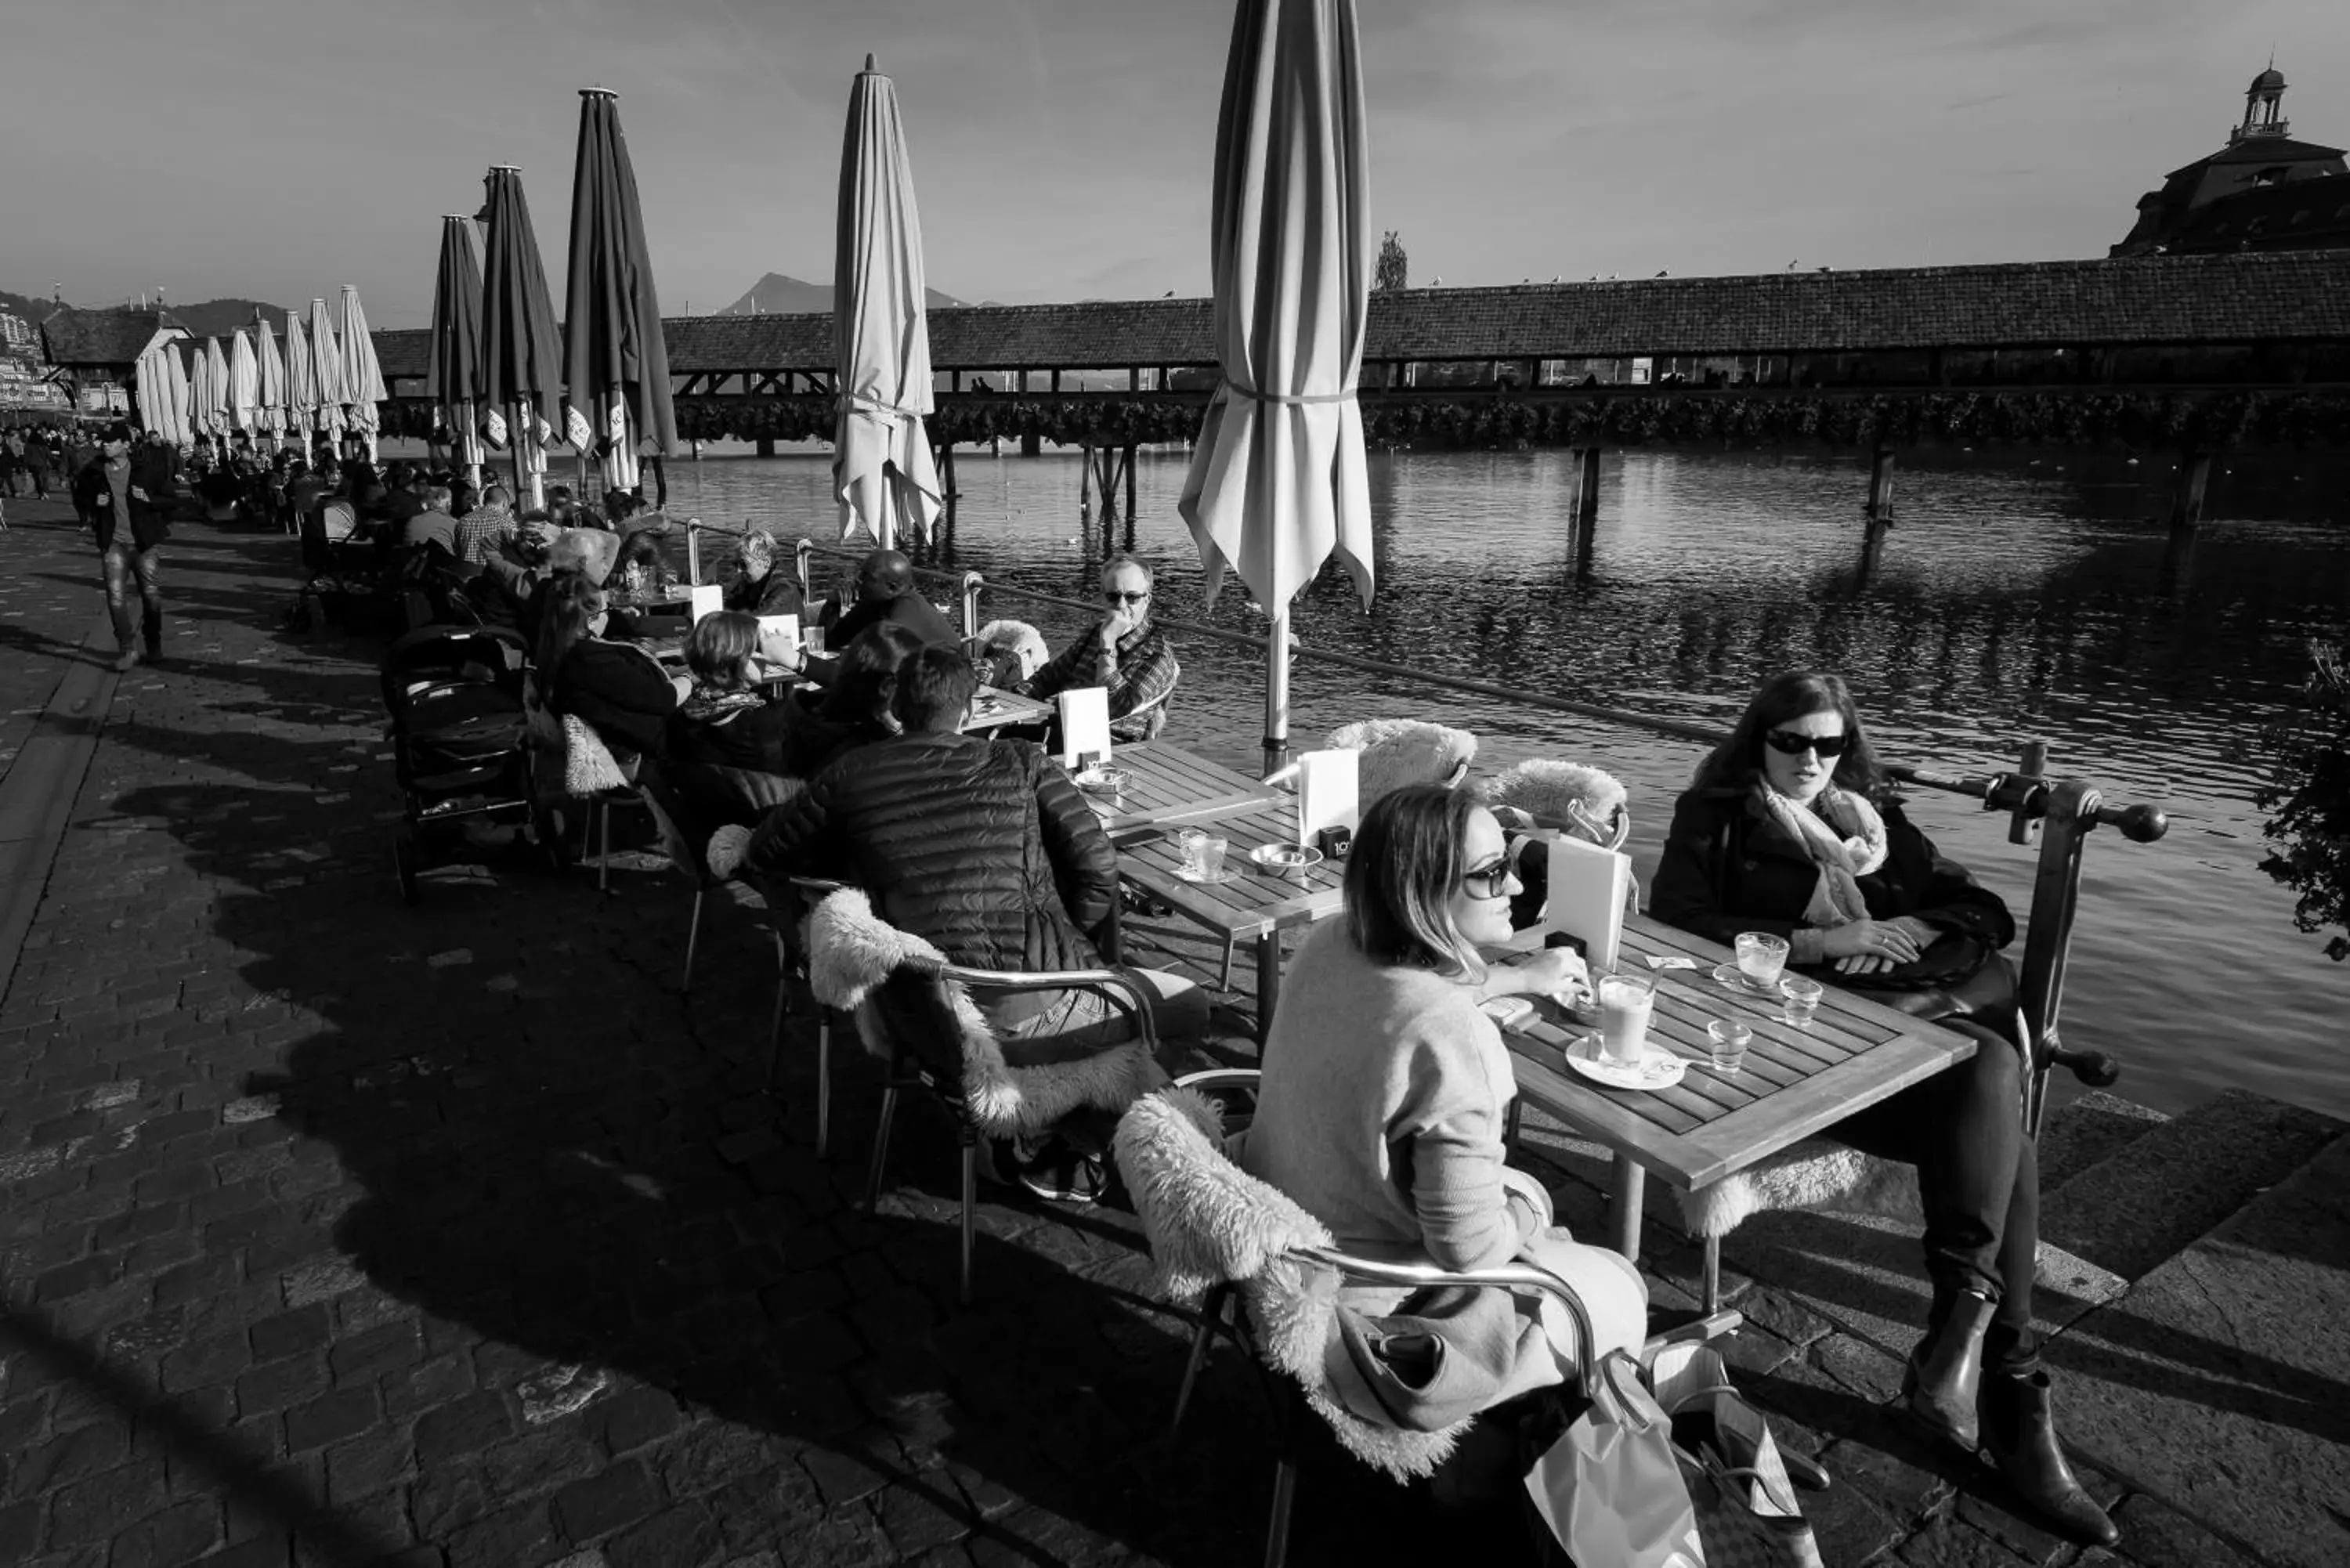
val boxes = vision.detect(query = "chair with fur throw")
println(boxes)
[1323,718,1478,805]
[1479,757,1631,851]
[806,887,1170,1303]
[1116,1075,1636,1568]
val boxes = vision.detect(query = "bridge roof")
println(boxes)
[371,251,2350,383]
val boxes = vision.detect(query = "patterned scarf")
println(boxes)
[1752,779,1890,927]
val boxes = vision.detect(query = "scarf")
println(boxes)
[1752,780,1889,928]
[679,683,765,725]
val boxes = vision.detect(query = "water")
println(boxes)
[635,442,2350,1118]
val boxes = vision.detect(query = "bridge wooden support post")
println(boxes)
[1865,443,1896,526]
[1124,442,1137,537]
[2168,450,2212,540]
[1021,432,1042,457]
[754,437,776,459]
[1569,446,1601,555]
[1079,442,1094,516]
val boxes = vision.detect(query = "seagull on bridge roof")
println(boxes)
[1430,275,1442,286]
[1654,269,1668,277]
[1163,290,1174,297]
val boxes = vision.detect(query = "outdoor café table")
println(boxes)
[962,687,1052,734]
[1112,790,1343,1042]
[1497,912,1979,1284]
[1076,739,1281,840]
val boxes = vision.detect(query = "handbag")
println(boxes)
[1651,1342,1825,1568]
[1524,1351,1703,1568]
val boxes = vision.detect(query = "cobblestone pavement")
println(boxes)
[0,504,1542,1566]
[0,500,2242,1568]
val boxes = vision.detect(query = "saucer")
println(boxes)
[1249,843,1324,872]
[1174,867,1240,884]
[1712,962,1784,995]
[1561,1033,1688,1092]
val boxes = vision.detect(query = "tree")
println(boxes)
[1375,231,1408,293]
[2260,640,2350,960]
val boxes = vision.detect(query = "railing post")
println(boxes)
[960,572,985,642]
[796,537,815,609]
[2008,741,2048,846]
[2019,777,2098,1136]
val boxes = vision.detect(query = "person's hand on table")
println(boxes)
[1477,945,1588,1003]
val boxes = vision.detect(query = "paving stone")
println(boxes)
[552,1460,660,1545]
[414,1393,516,1472]
[585,1388,681,1456]
[446,1501,559,1568]
[104,1497,222,1568]
[2048,1136,2350,1568]
[284,1387,379,1454]
[602,1502,721,1568]
[45,1458,167,1548]
[7,1421,128,1501]
[2107,1494,2263,1568]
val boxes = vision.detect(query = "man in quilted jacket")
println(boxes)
[738,646,1206,1046]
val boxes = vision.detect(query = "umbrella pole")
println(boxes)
[509,401,531,510]
[1264,606,1292,778]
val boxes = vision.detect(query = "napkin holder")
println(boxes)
[1521,832,1631,972]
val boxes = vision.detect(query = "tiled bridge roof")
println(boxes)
[371,251,2350,383]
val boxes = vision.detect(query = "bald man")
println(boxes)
[827,547,959,651]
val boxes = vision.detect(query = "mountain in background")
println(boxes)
[716,272,967,316]
[0,288,288,341]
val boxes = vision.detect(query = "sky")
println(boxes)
[3,0,2345,328]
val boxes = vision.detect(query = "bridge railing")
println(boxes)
[732,529,2167,1131]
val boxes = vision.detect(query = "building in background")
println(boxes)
[35,306,185,415]
[2112,66,2350,255]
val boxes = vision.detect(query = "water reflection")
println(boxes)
[645,444,2350,1117]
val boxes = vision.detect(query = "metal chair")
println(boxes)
[1116,1070,1744,1568]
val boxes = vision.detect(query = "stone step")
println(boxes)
[2039,1088,2347,1283]
[2046,1131,2350,1568]
[2034,1087,2167,1191]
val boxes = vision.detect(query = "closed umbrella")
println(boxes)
[832,56,943,548]
[255,313,286,447]
[181,341,205,445]
[563,88,676,497]
[1177,0,1373,771]
[230,329,259,446]
[162,342,190,450]
[336,284,389,463]
[283,309,316,444]
[133,349,163,442]
[306,299,348,451]
[426,213,486,486]
[478,164,564,511]
[197,338,231,455]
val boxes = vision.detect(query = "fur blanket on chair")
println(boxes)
[806,888,1166,1139]
[1324,719,1479,804]
[1480,759,1629,844]
[1114,1087,1472,1481]
[1675,1139,1922,1238]
[974,620,1050,682]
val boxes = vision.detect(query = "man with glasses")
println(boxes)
[1021,554,1180,742]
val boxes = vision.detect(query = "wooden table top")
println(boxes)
[1115,791,1347,941]
[1502,914,1979,1190]
[1078,741,1282,840]
[963,687,1051,733]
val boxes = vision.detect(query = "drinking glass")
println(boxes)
[1198,836,1229,879]
[1177,828,1210,876]
[1596,974,1656,1064]
[1707,1020,1753,1076]
[1780,975,1824,1028]
[802,625,828,657]
[1735,931,1791,989]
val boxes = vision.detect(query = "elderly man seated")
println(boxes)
[1018,554,1180,742]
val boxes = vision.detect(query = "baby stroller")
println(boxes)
[378,625,537,901]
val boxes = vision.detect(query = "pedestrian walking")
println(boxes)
[26,429,54,499]
[81,423,179,672]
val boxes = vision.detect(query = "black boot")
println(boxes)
[1981,1367,2119,1546]
[1902,1289,1994,1450]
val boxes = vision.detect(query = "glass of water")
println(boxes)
[1706,1020,1753,1076]
[1780,975,1825,1028]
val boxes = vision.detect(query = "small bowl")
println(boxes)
[1075,766,1130,796]
[1249,842,1322,874]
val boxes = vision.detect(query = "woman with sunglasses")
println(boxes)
[1240,786,1648,1440]
[1650,671,2116,1547]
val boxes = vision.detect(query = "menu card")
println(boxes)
[1058,688,1112,768]
[1537,833,1632,972]
[1294,749,1360,847]
[689,583,724,622]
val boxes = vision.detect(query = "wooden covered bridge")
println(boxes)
[372,250,2350,535]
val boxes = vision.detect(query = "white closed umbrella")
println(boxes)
[307,299,348,448]
[336,284,387,462]
[255,315,286,447]
[230,329,259,443]
[831,56,943,547]
[1177,0,1374,771]
[284,310,316,443]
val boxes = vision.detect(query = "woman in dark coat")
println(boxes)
[1650,671,2114,1548]
[534,571,681,763]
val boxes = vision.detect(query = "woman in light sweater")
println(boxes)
[1240,785,1648,1433]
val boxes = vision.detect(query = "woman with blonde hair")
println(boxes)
[1239,785,1648,1433]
